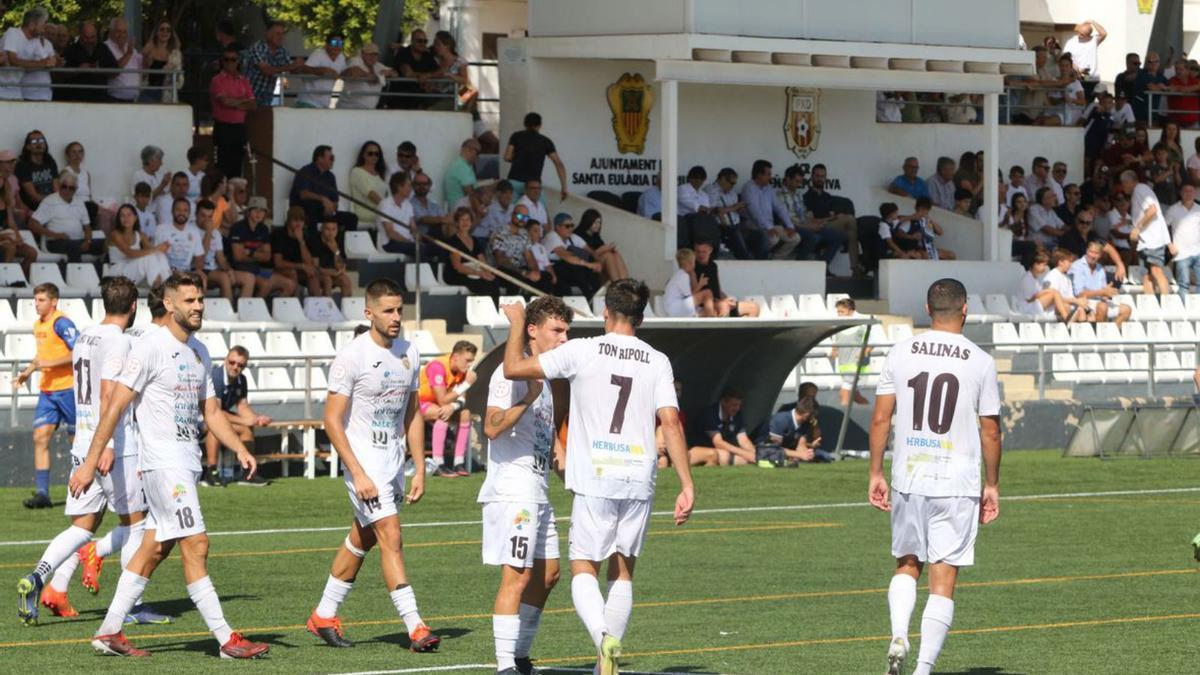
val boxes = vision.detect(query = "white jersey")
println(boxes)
[121,324,163,457]
[70,324,131,458]
[877,330,1001,498]
[477,367,554,505]
[539,333,677,501]
[117,326,213,473]
[327,333,421,480]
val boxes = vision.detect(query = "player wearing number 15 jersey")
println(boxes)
[305,278,440,653]
[501,280,696,675]
[868,278,1002,675]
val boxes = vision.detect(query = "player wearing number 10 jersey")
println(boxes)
[868,279,1002,675]
[501,279,696,675]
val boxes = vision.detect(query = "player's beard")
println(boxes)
[175,308,203,333]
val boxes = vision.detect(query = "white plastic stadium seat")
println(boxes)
[887,323,913,343]
[1170,321,1197,344]
[1051,353,1079,383]
[194,332,229,358]
[406,329,442,358]
[1127,352,1151,383]
[966,294,1002,323]
[1041,323,1070,352]
[265,331,303,359]
[334,330,357,350]
[271,297,326,331]
[651,295,665,317]
[344,232,378,261]
[0,263,29,298]
[991,323,1024,353]
[1145,321,1171,343]
[798,294,829,317]
[229,331,267,360]
[0,299,20,332]
[406,263,462,295]
[304,296,358,331]
[745,295,772,318]
[499,295,527,308]
[202,297,239,331]
[57,298,94,329]
[300,331,336,357]
[236,297,287,330]
[66,263,101,290]
[1159,294,1187,321]
[769,295,799,318]
[1135,295,1163,321]
[1120,322,1149,350]
[1069,323,1097,352]
[292,365,328,401]
[372,230,408,262]
[5,334,37,360]
[1152,351,1186,383]
[15,298,37,324]
[824,293,849,313]
[1103,353,1135,384]
[30,263,84,297]
[562,295,594,318]
[1074,353,1105,384]
[340,297,366,323]
[1018,322,1045,345]
[1094,322,1123,351]
[985,294,1022,321]
[467,296,502,326]
[20,230,64,263]
[250,367,293,404]
[1185,294,1200,320]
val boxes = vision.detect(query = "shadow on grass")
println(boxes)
[31,595,252,627]
[541,666,718,675]
[940,668,1027,675]
[372,626,472,648]
[150,632,291,656]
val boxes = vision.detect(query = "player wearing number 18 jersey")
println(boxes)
[501,280,696,675]
[868,279,1002,675]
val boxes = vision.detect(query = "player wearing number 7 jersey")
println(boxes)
[305,278,440,653]
[868,278,1002,675]
[481,296,574,675]
[501,279,696,675]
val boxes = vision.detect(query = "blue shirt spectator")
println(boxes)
[637,184,662,220]
[740,179,791,230]
[888,157,930,200]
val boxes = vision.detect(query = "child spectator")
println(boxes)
[831,298,871,406]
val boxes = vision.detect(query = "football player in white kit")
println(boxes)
[69,272,270,659]
[868,279,1002,675]
[305,278,440,653]
[481,296,573,675]
[501,279,696,675]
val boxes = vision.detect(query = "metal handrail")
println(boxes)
[0,66,182,99]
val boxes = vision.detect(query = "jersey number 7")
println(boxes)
[609,375,633,434]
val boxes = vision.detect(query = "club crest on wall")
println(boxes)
[784,87,821,159]
[606,73,655,154]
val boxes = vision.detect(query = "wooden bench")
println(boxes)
[258,420,339,479]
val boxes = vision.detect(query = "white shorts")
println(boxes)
[142,467,206,542]
[891,491,979,567]
[568,494,652,562]
[1086,299,1120,320]
[345,468,405,527]
[64,454,146,517]
[481,501,559,567]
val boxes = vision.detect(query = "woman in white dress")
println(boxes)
[107,203,171,287]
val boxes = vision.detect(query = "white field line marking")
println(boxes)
[329,666,719,675]
[1,485,1196,547]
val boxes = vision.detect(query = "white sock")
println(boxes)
[604,580,633,641]
[187,576,234,645]
[96,570,147,636]
[516,602,543,658]
[33,525,94,584]
[94,525,129,559]
[888,574,918,649]
[121,521,146,571]
[493,614,520,671]
[389,585,424,634]
[913,594,955,675]
[48,552,81,593]
[570,573,608,649]
[315,575,354,619]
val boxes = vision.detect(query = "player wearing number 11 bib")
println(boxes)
[868,279,1002,675]
[501,279,696,675]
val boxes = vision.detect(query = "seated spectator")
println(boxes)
[378,172,434,259]
[951,188,975,217]
[504,111,568,199]
[1060,206,1127,279]
[1045,248,1092,322]
[887,157,929,199]
[663,248,715,318]
[542,212,601,298]
[348,140,387,224]
[1007,165,1028,203]
[290,145,357,239]
[1169,183,1200,295]
[516,178,549,226]
[442,206,501,300]
[387,141,422,183]
[295,32,346,109]
[2,9,59,102]
[476,179,515,246]
[1080,164,1111,208]
[15,130,59,211]
[338,42,396,110]
[229,196,297,297]
[201,170,235,232]
[203,346,273,487]
[892,197,954,260]
[802,163,862,272]
[418,341,478,477]
[575,208,630,282]
[492,204,550,292]
[1120,169,1173,296]
[637,175,662,220]
[309,217,352,297]
[704,167,748,227]
[132,144,170,201]
[1018,252,1073,321]
[692,387,757,466]
[272,206,322,296]
[1028,156,1065,204]
[132,181,157,238]
[139,19,183,103]
[101,17,142,102]
[1187,137,1200,184]
[29,170,92,262]
[61,142,100,225]
[877,202,920,260]
[1149,144,1181,206]
[184,147,208,200]
[0,149,37,275]
[60,20,107,103]
[444,138,481,206]
[155,171,193,227]
[152,197,204,274]
[1070,240,1132,326]
[758,398,832,465]
[108,203,170,287]
[1103,129,1150,175]
[954,151,984,207]
[1030,186,1068,249]
[738,159,791,260]
[228,177,249,220]
[526,220,556,288]
[678,165,712,218]
[195,199,252,300]
[775,165,817,261]
[410,172,452,237]
[1107,190,1136,266]
[832,298,871,406]
[928,157,958,210]
[1056,182,1084,226]
[693,240,760,317]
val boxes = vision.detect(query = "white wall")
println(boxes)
[880,259,1025,323]
[269,108,474,222]
[552,193,675,290]
[0,102,193,204]
[717,260,827,298]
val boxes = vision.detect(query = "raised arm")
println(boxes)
[500,303,546,381]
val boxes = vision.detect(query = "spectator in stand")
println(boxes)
[758,397,830,465]
[1045,248,1091,323]
[1111,92,1137,129]
[309,217,352,297]
[387,29,439,110]
[28,170,91,262]
[295,32,346,109]
[1167,60,1200,128]
[154,171,193,227]
[678,165,712,218]
[201,170,234,233]
[210,46,256,179]
[542,212,601,299]
[425,30,473,111]
[228,176,249,220]
[887,156,929,199]
[1080,164,1111,207]
[1038,56,1086,127]
[418,341,478,477]
[215,19,244,55]
[637,174,662,220]
[1150,144,1181,206]
[1082,91,1116,168]
[2,8,59,102]
[504,112,568,199]
[877,202,918,260]
[574,208,629,282]
[1120,169,1173,296]
[1062,20,1106,79]
[492,204,546,291]
[951,188,975,217]
[705,167,748,225]
[1142,51,1172,123]
[339,42,395,110]
[444,138,481,208]
[1114,52,1149,115]
[203,346,273,487]
[693,240,760,317]
[953,151,984,207]
[802,163,861,266]
[1070,239,1132,327]
[740,159,792,260]
[1091,191,1115,237]
[1103,128,1150,175]
[476,179,515,245]
[378,172,432,259]
[182,147,207,200]
[663,247,715,318]
[108,203,170,287]
[442,206,501,300]
[290,145,357,239]
[1028,156,1064,204]
[230,196,297,297]
[349,140,388,224]
[388,141,422,183]
[132,181,157,236]
[15,130,58,211]
[773,165,812,259]
[526,219,555,286]
[99,17,141,102]
[60,20,106,102]
[875,91,905,123]
[60,142,99,225]
[1108,190,1136,265]
[139,19,182,103]
[906,197,955,260]
[1169,182,1200,295]
[153,197,204,276]
[132,144,169,201]
[692,387,757,466]
[0,149,38,275]
[195,199,252,300]
[242,20,300,106]
[1056,182,1083,226]
[1018,251,1073,322]
[410,172,452,237]
[517,178,549,226]
[271,206,321,296]
[1030,186,1068,249]
[926,157,958,211]
[1158,121,1185,166]
[43,23,68,56]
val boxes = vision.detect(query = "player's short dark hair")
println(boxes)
[879,202,899,219]
[914,196,932,210]
[604,278,650,327]
[525,296,574,331]
[164,271,204,295]
[33,282,59,299]
[926,278,968,321]
[195,199,215,213]
[147,281,166,318]
[795,396,816,416]
[365,278,403,302]
[835,298,855,312]
[523,112,542,128]
[187,146,208,164]
[133,181,152,197]
[798,381,818,399]
[353,324,370,336]
[720,386,744,401]
[101,276,138,316]
[451,340,477,356]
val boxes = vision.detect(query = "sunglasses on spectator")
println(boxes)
[29,138,46,145]
[227,359,247,368]
[514,213,529,222]
[328,38,344,47]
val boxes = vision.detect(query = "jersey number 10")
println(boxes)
[906,371,959,434]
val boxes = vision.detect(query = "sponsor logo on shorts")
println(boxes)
[512,509,532,531]
[172,483,187,502]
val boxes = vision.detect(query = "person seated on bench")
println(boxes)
[204,345,273,487]
[418,340,478,477]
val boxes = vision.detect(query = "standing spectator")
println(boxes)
[1158,120,1185,166]
[28,171,91,262]
[1002,193,1037,261]
[1169,182,1200,295]
[132,144,170,200]
[339,42,395,110]
[295,32,346,109]
[1062,20,1107,79]
[230,196,297,297]
[2,8,58,102]
[445,138,481,206]
[887,157,929,199]
[272,207,322,296]
[139,19,182,103]
[290,145,357,237]
[15,130,58,210]
[349,140,388,224]
[1142,51,1171,123]
[693,388,757,466]
[99,17,141,102]
[215,19,244,55]
[693,240,760,317]
[154,171,193,226]
[574,208,630,282]
[1149,144,1181,206]
[108,203,170,287]
[1120,170,1173,295]
[309,218,352,297]
[203,346,273,487]
[210,47,256,179]
[418,341,479,477]
[1167,60,1200,128]
[378,172,432,259]
[1114,53,1149,121]
[388,29,439,109]
[1069,240,1132,327]
[542,212,601,298]
[183,147,208,200]
[442,206,501,300]
[387,141,422,183]
[60,20,106,102]
[241,20,300,106]
[1082,92,1116,168]
[663,248,715,318]
[927,157,958,211]
[410,173,452,236]
[738,159,790,259]
[196,198,252,300]
[153,197,204,274]
[0,149,38,275]
[516,178,549,228]
[15,282,78,508]
[505,112,568,199]
[759,398,830,465]
[802,163,862,272]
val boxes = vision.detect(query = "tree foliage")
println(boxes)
[1,0,125,29]
[252,0,437,49]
